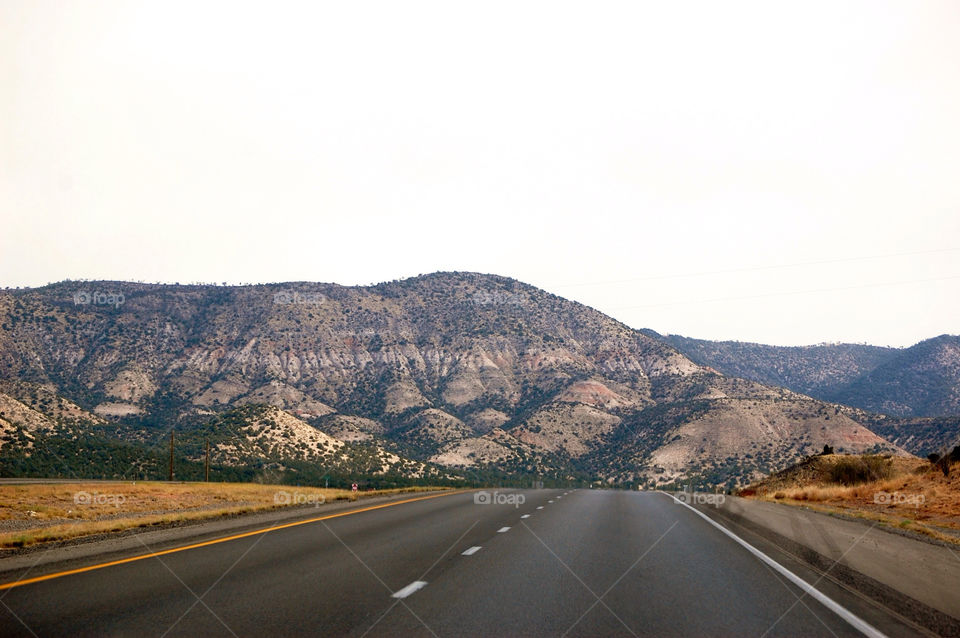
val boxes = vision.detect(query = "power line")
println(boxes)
[551,247,959,289]
[608,274,960,311]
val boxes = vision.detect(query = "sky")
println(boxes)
[2,1,958,347]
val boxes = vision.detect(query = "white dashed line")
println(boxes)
[497,526,511,533]
[392,581,427,599]
[548,500,554,503]
[520,514,530,519]
[462,546,482,556]
[536,506,544,509]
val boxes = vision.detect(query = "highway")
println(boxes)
[0,489,923,637]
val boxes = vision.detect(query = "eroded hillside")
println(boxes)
[0,273,911,487]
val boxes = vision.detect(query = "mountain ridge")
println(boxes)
[645,330,960,418]
[0,273,910,488]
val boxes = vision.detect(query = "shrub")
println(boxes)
[826,456,892,486]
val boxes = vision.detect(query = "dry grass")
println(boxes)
[0,482,447,549]
[743,454,960,545]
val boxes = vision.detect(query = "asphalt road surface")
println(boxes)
[0,489,924,637]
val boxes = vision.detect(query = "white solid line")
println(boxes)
[521,514,530,519]
[462,546,482,556]
[661,492,887,638]
[497,526,511,533]
[536,506,544,509]
[391,580,428,599]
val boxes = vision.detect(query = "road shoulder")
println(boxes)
[684,493,960,637]
[0,489,455,586]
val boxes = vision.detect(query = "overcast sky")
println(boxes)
[2,1,958,347]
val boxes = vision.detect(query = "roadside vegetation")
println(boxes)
[740,450,960,545]
[0,482,449,549]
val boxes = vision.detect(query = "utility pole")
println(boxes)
[169,432,174,481]
[204,440,210,482]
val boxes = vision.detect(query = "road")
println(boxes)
[0,489,924,637]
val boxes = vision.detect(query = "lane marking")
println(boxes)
[548,500,554,503]
[661,492,886,638]
[520,514,530,519]
[461,546,482,556]
[497,527,511,533]
[536,506,544,510]
[391,580,427,599]
[0,490,466,591]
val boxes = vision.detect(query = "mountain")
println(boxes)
[646,332,960,419]
[0,385,443,485]
[0,274,909,488]
[855,415,960,458]
[640,332,897,397]
[826,335,960,418]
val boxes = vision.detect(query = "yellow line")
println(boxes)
[0,490,464,591]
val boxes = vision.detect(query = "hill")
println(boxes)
[741,452,960,544]
[0,273,910,488]
[646,331,960,420]
[826,334,960,417]
[641,332,896,396]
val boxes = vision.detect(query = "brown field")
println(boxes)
[0,482,448,549]
[741,454,960,545]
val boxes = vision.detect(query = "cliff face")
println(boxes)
[0,273,908,487]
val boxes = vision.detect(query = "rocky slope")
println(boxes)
[0,273,911,487]
[827,335,960,418]
[647,331,960,419]
[837,409,960,458]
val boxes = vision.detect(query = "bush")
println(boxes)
[929,446,959,477]
[826,456,892,486]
